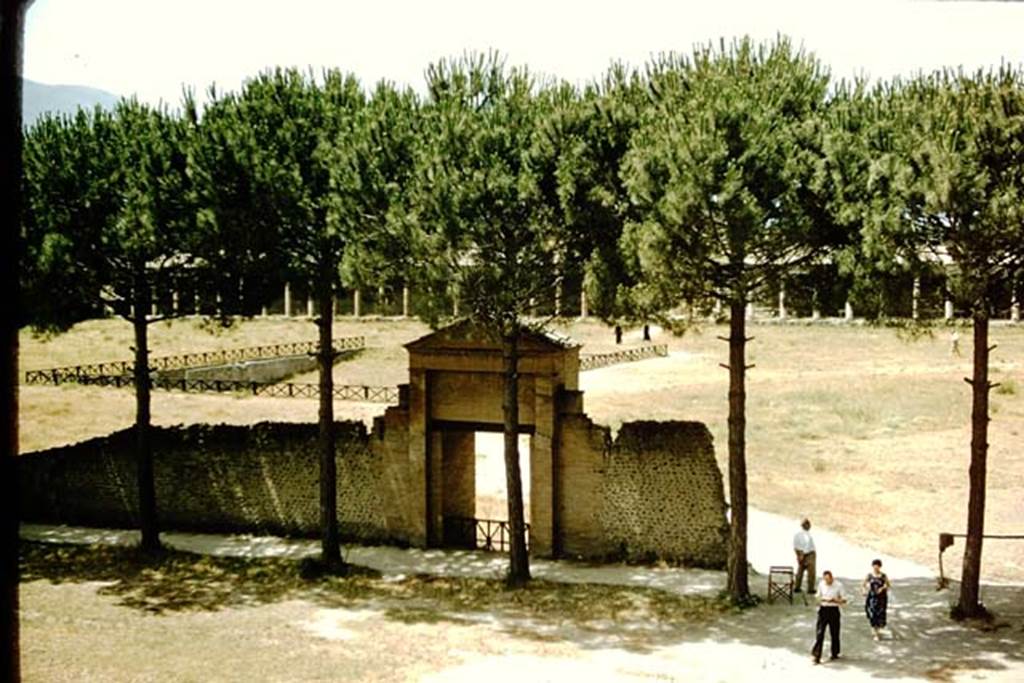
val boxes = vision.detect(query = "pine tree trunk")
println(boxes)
[132,277,160,553]
[727,298,750,602]
[502,328,531,586]
[0,3,28,677]
[318,273,341,566]
[958,308,990,617]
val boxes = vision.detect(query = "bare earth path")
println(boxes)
[20,510,1024,682]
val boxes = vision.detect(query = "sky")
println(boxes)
[23,0,1024,106]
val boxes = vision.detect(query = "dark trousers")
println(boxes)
[795,551,816,592]
[812,606,841,660]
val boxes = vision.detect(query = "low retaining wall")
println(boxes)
[19,422,391,543]
[557,409,728,568]
[161,354,319,383]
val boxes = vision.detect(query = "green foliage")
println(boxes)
[22,100,203,328]
[413,52,565,331]
[333,81,423,291]
[622,37,837,307]
[531,65,652,325]
[863,68,1024,313]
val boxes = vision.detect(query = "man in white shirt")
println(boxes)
[811,570,847,664]
[793,518,816,594]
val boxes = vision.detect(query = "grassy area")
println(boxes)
[18,316,1024,581]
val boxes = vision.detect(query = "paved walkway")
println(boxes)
[19,507,932,588]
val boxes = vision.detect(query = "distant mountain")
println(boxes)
[22,79,121,126]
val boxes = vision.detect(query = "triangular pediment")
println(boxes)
[405,319,578,355]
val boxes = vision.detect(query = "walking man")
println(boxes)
[811,570,847,664]
[794,517,816,594]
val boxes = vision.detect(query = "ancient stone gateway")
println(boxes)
[373,321,729,566]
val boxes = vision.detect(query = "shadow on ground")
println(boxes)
[686,576,1024,681]
[21,541,1024,678]
[19,541,727,653]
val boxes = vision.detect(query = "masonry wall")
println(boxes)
[558,416,728,568]
[19,421,393,543]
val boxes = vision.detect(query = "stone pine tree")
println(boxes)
[186,89,292,318]
[2,0,31,677]
[621,38,834,602]
[332,81,422,311]
[862,69,1024,618]
[21,100,203,553]
[531,66,657,339]
[209,69,365,567]
[414,53,565,585]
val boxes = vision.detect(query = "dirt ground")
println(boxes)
[18,522,1024,683]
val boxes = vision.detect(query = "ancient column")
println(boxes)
[353,289,361,318]
[1011,278,1020,323]
[283,282,293,317]
[579,290,588,319]
[777,283,787,320]
[844,300,854,322]
[745,302,755,321]
[306,291,314,318]
[945,299,954,321]
[402,286,410,318]
[912,277,921,321]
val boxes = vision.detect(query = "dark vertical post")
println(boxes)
[502,325,530,585]
[726,297,750,601]
[1,3,29,677]
[317,259,341,566]
[132,273,160,553]
[958,308,991,617]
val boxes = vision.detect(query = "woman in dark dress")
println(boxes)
[862,558,891,640]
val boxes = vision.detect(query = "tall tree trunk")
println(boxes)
[317,273,341,566]
[132,277,160,553]
[726,298,750,602]
[958,308,990,617]
[502,326,530,586]
[1,2,29,677]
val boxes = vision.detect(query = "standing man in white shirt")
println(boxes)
[811,570,847,664]
[794,517,816,594]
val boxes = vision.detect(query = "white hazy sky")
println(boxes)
[24,0,1024,105]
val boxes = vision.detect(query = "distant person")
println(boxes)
[950,329,961,357]
[794,518,816,594]
[862,559,891,641]
[811,570,847,664]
